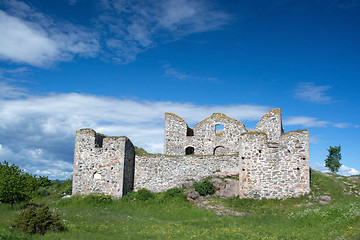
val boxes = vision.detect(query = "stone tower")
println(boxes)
[72,129,135,198]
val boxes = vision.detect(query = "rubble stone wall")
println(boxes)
[239,129,310,199]
[134,155,239,192]
[72,108,310,200]
[164,113,246,155]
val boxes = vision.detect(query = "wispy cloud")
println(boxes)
[163,64,218,82]
[97,0,231,63]
[284,116,330,127]
[284,116,356,129]
[0,81,27,98]
[295,82,332,103]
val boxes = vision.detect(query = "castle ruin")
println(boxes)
[72,108,310,199]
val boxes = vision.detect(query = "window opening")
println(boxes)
[187,127,194,136]
[215,124,224,134]
[185,146,194,155]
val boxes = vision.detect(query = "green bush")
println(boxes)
[98,193,112,203]
[11,204,66,235]
[163,187,183,198]
[194,177,215,196]
[156,187,186,203]
[49,178,72,196]
[61,178,73,195]
[123,189,155,202]
[35,187,51,197]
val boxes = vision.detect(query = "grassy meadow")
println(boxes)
[0,169,359,240]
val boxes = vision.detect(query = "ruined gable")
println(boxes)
[164,112,246,155]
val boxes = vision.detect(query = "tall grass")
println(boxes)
[0,170,359,239]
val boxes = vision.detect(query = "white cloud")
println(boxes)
[1,85,358,179]
[338,165,360,176]
[312,162,360,176]
[0,0,229,66]
[284,116,329,127]
[0,89,269,179]
[0,10,58,66]
[0,1,99,67]
[295,82,332,103]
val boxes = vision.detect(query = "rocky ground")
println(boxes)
[182,172,359,216]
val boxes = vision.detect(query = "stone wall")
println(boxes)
[164,113,246,156]
[134,155,239,192]
[72,129,135,198]
[72,108,310,200]
[255,108,284,142]
[239,129,310,199]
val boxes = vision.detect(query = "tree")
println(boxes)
[0,161,29,207]
[325,145,342,173]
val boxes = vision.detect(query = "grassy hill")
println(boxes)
[0,169,359,239]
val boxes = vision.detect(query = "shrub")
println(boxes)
[194,177,215,196]
[11,204,66,235]
[35,187,51,197]
[123,189,155,201]
[61,178,73,195]
[135,189,155,201]
[50,178,72,196]
[37,176,52,188]
[98,193,112,203]
[163,187,183,198]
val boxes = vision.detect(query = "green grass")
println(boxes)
[0,170,359,239]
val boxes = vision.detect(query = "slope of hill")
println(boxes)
[0,170,359,239]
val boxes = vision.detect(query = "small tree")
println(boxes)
[325,145,342,173]
[0,161,29,207]
[11,204,66,235]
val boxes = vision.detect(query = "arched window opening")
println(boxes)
[213,146,226,155]
[187,127,194,136]
[215,124,224,135]
[185,146,195,155]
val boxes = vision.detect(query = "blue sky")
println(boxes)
[0,0,359,179]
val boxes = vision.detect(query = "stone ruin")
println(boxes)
[72,108,310,199]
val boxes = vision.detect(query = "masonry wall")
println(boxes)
[72,129,135,198]
[72,108,310,200]
[239,130,310,199]
[164,113,246,156]
[134,155,239,192]
[255,108,284,142]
